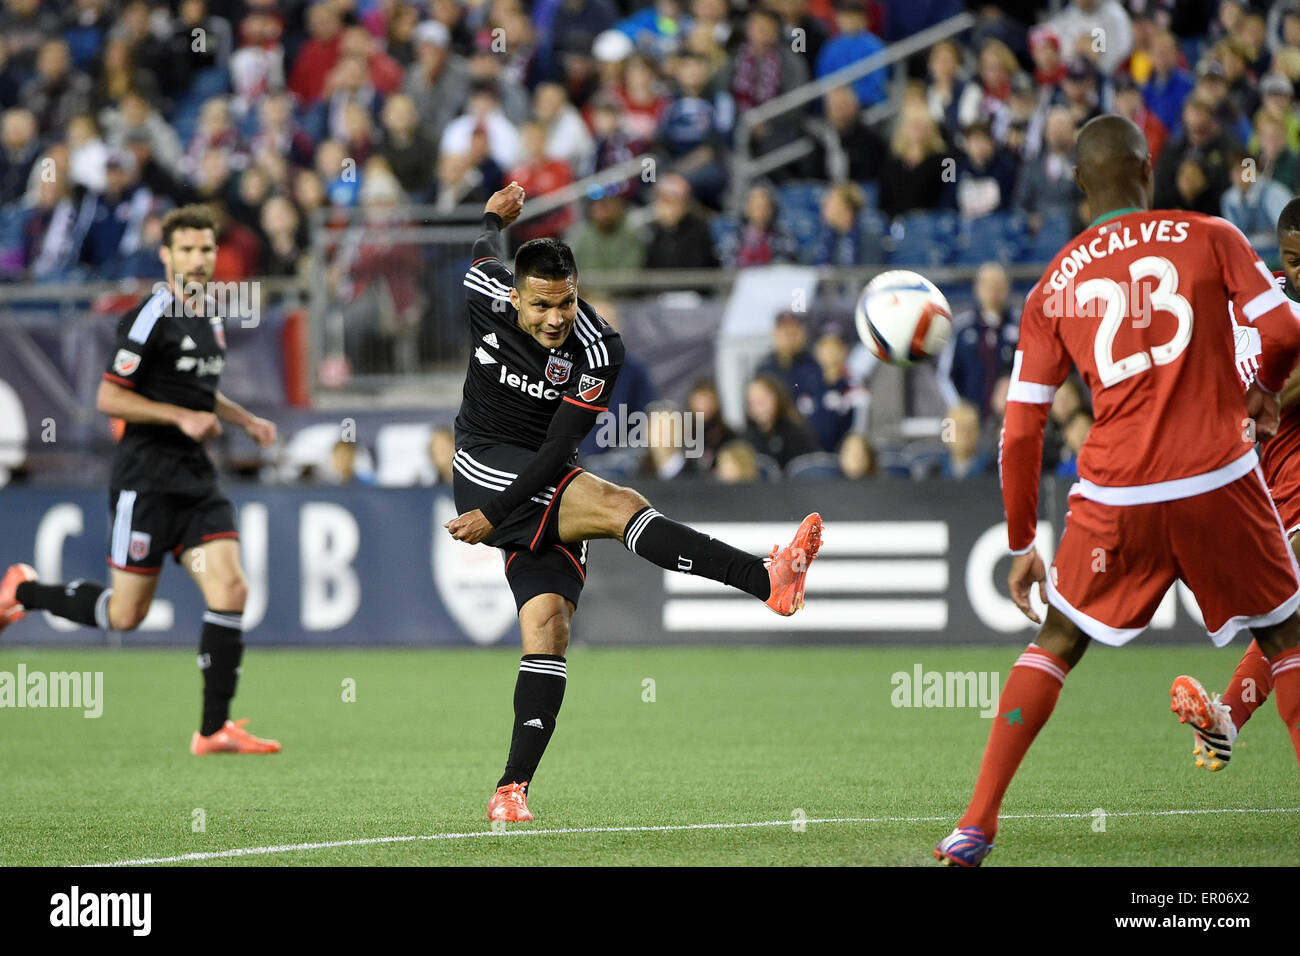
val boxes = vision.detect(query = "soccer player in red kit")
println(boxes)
[1170,198,1300,770]
[935,115,1300,866]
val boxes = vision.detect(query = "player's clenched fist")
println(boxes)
[176,409,221,442]
[1008,549,1048,624]
[485,181,526,227]
[444,509,495,545]
[1245,381,1280,443]
[245,416,277,448]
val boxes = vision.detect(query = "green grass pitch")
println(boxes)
[2,644,1297,866]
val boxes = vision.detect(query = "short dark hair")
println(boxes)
[513,238,577,290]
[161,204,217,248]
[1278,196,1300,237]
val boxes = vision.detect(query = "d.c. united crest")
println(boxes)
[545,354,572,385]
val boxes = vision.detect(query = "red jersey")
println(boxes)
[1001,209,1300,552]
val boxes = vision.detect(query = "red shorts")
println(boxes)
[1045,467,1300,646]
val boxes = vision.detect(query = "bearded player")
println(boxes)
[0,205,280,755]
[1169,197,1300,770]
[447,182,821,822]
[934,115,1300,866]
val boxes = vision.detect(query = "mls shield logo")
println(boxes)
[545,354,572,386]
[210,318,226,349]
[128,531,151,561]
[113,349,141,376]
[576,374,604,403]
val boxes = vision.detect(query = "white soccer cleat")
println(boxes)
[1171,675,1237,771]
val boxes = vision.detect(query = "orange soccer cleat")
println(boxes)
[764,513,823,616]
[190,719,282,755]
[487,782,533,822]
[0,564,37,635]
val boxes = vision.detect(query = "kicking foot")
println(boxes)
[934,826,994,867]
[0,564,36,634]
[765,513,822,616]
[487,781,533,822]
[1170,675,1236,771]
[191,719,282,755]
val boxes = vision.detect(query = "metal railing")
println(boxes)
[729,12,977,207]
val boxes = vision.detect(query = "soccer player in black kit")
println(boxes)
[0,205,281,755]
[446,183,823,821]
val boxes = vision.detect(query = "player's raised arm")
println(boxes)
[471,182,526,264]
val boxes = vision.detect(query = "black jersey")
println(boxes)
[102,286,227,495]
[454,254,624,451]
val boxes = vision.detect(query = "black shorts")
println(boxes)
[452,443,588,610]
[107,487,238,574]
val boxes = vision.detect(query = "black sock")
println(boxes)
[498,654,567,790]
[15,580,111,628]
[622,506,770,600]
[198,609,244,736]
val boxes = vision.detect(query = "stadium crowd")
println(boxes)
[0,0,1290,483]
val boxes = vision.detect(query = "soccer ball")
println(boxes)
[854,270,954,366]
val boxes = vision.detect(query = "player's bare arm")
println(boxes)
[96,378,220,442]
[215,391,277,447]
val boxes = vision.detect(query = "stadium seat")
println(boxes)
[755,453,784,481]
[785,451,842,479]
[710,215,741,264]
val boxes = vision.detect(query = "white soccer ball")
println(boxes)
[854,270,954,366]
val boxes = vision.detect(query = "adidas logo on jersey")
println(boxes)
[180,335,197,350]
[523,718,544,729]
[475,347,497,365]
[482,332,499,348]
[498,365,562,401]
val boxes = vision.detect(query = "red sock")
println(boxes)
[1221,639,1274,730]
[959,644,1071,840]
[1267,646,1300,769]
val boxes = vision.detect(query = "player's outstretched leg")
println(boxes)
[489,593,572,822]
[556,473,822,615]
[181,541,280,755]
[1252,615,1300,770]
[1170,674,1239,770]
[935,607,1087,866]
[1,564,115,633]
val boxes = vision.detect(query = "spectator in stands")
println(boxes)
[79,148,154,271]
[1253,109,1300,190]
[1054,408,1093,479]
[937,262,1018,422]
[1215,39,1261,122]
[614,0,686,61]
[1057,56,1104,129]
[21,166,92,281]
[1028,25,1067,92]
[567,188,646,274]
[957,38,1016,133]
[429,425,455,486]
[1154,97,1237,215]
[683,377,734,475]
[878,104,949,220]
[1193,58,1251,146]
[1253,73,1300,152]
[168,0,228,92]
[93,37,159,113]
[808,180,866,264]
[839,432,878,480]
[0,0,59,76]
[436,124,504,211]
[1142,29,1195,134]
[0,107,39,206]
[1013,107,1081,234]
[329,439,378,486]
[940,401,990,478]
[644,173,718,269]
[926,38,964,136]
[124,131,200,207]
[808,324,868,452]
[379,93,437,203]
[249,92,315,172]
[1044,376,1085,471]
[716,438,760,483]
[724,7,808,152]
[1050,0,1133,75]
[405,20,470,148]
[0,36,22,112]
[439,80,521,172]
[100,90,184,176]
[182,97,246,183]
[546,0,620,68]
[229,9,286,119]
[340,24,403,97]
[230,164,272,235]
[1221,147,1291,240]
[728,183,796,267]
[259,195,306,278]
[307,53,379,147]
[952,121,1018,221]
[1236,10,1270,77]
[1000,72,1041,156]
[535,82,595,177]
[588,94,637,183]
[506,121,576,245]
[21,40,93,134]
[657,50,729,208]
[102,210,162,280]
[743,374,819,469]
[65,113,109,194]
[293,168,327,222]
[804,84,885,183]
[1112,74,1168,166]
[771,0,829,65]
[339,100,378,169]
[467,48,531,125]
[815,0,886,108]
[288,0,344,107]
[615,54,670,156]
[209,201,262,282]
[758,311,824,418]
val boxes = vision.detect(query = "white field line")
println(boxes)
[83,806,1300,867]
